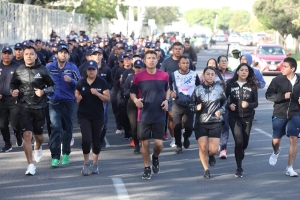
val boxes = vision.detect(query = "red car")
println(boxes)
[251,44,291,75]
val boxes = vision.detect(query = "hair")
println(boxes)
[178,55,190,63]
[184,41,190,44]
[144,50,157,59]
[284,57,297,72]
[227,63,259,89]
[172,42,183,49]
[203,66,216,74]
[23,46,37,54]
[217,55,228,63]
[206,58,218,67]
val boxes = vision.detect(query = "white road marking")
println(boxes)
[112,178,130,200]
[254,128,272,138]
[104,136,110,147]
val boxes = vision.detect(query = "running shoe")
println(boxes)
[81,163,91,176]
[142,167,152,180]
[70,138,74,146]
[134,145,140,154]
[235,168,243,178]
[286,166,298,177]
[209,155,216,166]
[175,146,182,154]
[219,150,227,159]
[169,138,176,147]
[25,164,36,175]
[1,143,12,152]
[92,164,99,174]
[34,147,43,163]
[16,136,23,147]
[152,158,160,174]
[204,169,210,179]
[183,137,190,149]
[61,154,70,165]
[129,139,135,147]
[51,159,60,167]
[164,132,168,140]
[269,148,280,166]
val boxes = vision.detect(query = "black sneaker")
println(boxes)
[175,146,182,154]
[1,143,12,152]
[16,136,24,147]
[183,137,190,149]
[209,155,216,166]
[235,168,243,178]
[152,158,160,174]
[134,146,140,154]
[142,167,152,180]
[204,169,210,179]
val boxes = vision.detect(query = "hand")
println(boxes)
[0,94,2,99]
[196,103,202,111]
[11,89,19,97]
[64,75,72,82]
[192,61,197,65]
[90,88,99,96]
[34,88,44,97]
[241,101,249,108]
[75,95,82,103]
[215,110,221,117]
[161,100,168,111]
[298,97,300,105]
[285,92,291,99]
[170,91,176,99]
[230,103,236,111]
[134,98,143,108]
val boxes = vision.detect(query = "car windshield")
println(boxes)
[258,46,285,55]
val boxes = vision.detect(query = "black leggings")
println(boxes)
[127,98,138,146]
[78,118,104,155]
[228,115,253,169]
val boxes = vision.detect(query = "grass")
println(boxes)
[287,49,300,64]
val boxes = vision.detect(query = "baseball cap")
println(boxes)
[86,60,98,70]
[125,46,133,52]
[23,41,35,49]
[123,53,132,59]
[116,44,124,50]
[133,52,142,58]
[232,49,241,54]
[145,42,151,48]
[118,52,125,62]
[150,43,156,49]
[79,39,84,43]
[133,60,144,68]
[35,38,42,42]
[52,43,58,48]
[48,55,57,62]
[103,38,109,42]
[2,46,13,54]
[57,44,69,53]
[50,37,56,41]
[154,46,160,51]
[14,43,24,49]
[89,47,103,55]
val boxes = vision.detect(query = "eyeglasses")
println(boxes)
[220,60,228,63]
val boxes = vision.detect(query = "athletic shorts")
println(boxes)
[272,115,300,138]
[137,122,165,140]
[19,106,45,135]
[194,122,223,140]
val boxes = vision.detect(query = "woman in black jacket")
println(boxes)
[226,63,259,178]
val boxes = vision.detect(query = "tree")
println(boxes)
[229,10,250,31]
[217,7,231,30]
[144,7,180,25]
[183,8,217,30]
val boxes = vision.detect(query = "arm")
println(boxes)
[265,79,285,103]
[130,77,143,108]
[247,87,258,109]
[43,69,56,95]
[106,68,113,89]
[195,75,201,86]
[254,69,266,89]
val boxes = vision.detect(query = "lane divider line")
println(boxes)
[254,128,272,138]
[112,178,130,200]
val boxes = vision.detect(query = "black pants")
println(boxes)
[110,88,122,130]
[228,115,253,169]
[0,96,21,144]
[127,98,138,146]
[117,93,131,138]
[172,101,194,147]
[44,103,51,137]
[78,118,104,155]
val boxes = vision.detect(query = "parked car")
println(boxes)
[251,44,291,75]
[239,36,253,46]
[193,34,208,50]
[216,34,226,42]
[228,34,240,43]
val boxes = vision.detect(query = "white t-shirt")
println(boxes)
[290,74,297,86]
[237,81,246,87]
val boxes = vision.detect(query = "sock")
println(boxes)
[152,154,158,160]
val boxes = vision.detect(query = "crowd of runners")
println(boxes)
[0,30,299,179]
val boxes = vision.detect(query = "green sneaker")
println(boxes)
[61,154,70,165]
[51,159,60,167]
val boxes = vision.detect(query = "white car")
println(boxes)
[228,34,240,43]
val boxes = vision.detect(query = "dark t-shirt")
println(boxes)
[12,57,24,66]
[76,77,109,120]
[130,69,169,123]
[0,61,20,95]
[160,56,194,75]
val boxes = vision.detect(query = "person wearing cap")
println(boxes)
[110,52,125,134]
[124,60,144,154]
[155,39,166,58]
[10,44,55,175]
[66,41,81,67]
[12,43,25,65]
[26,41,47,66]
[114,53,133,140]
[183,40,197,66]
[108,42,124,68]
[154,47,164,69]
[130,50,169,180]
[75,60,110,175]
[0,47,23,152]
[140,41,152,59]
[160,42,195,146]
[228,48,242,71]
[46,44,80,167]
[36,39,50,63]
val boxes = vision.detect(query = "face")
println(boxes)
[204,69,215,84]
[178,58,190,73]
[184,43,190,50]
[57,49,69,63]
[1,52,13,63]
[207,59,216,67]
[90,52,103,64]
[155,50,161,58]
[133,66,142,73]
[218,56,228,69]
[281,62,295,76]
[123,57,132,67]
[86,68,97,78]
[240,56,248,64]
[24,48,37,66]
[237,65,249,80]
[173,45,183,57]
[14,48,24,59]
[144,53,158,69]
[36,41,42,49]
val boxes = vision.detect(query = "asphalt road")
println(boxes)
[1,43,300,200]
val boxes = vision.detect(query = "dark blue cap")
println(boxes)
[14,43,24,49]
[57,44,69,53]
[133,60,144,68]
[123,53,132,59]
[86,60,98,70]
[145,42,151,48]
[2,46,13,54]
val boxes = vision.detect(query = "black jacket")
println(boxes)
[266,74,300,119]
[10,60,55,109]
[226,81,258,118]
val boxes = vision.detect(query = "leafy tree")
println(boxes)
[144,7,180,25]
[183,8,217,30]
[229,10,250,31]
[217,7,231,30]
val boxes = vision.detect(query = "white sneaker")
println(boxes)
[269,149,280,166]
[116,129,122,134]
[25,164,36,175]
[34,146,43,163]
[70,138,74,146]
[286,166,298,177]
[169,138,176,147]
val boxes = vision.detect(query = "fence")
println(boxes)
[0,1,112,46]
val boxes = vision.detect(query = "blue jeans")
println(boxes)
[100,102,109,141]
[49,101,74,159]
[220,108,230,151]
